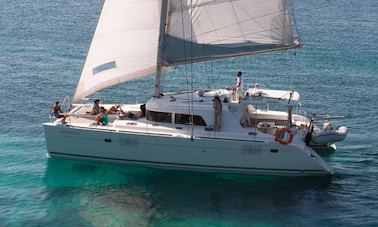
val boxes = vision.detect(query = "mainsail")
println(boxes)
[163,0,298,65]
[73,0,300,102]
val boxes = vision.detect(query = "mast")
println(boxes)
[154,0,169,97]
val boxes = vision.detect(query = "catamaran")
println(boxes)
[43,0,347,176]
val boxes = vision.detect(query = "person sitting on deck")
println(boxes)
[51,100,67,124]
[95,107,109,125]
[87,99,101,115]
[118,104,146,120]
[138,104,146,118]
[251,83,265,96]
[108,104,122,114]
[252,83,260,95]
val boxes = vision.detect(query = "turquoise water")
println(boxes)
[1,0,377,226]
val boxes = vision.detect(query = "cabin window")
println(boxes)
[175,113,207,126]
[147,111,171,123]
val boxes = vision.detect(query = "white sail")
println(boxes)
[73,0,299,101]
[73,0,161,102]
[45,1,341,176]
[163,0,298,65]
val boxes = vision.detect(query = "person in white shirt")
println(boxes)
[252,83,261,96]
[323,120,332,131]
[231,71,243,101]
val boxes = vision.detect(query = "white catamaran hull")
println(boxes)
[43,123,333,176]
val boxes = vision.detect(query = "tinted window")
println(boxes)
[175,113,207,126]
[147,111,172,123]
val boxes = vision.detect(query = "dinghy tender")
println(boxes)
[311,126,348,145]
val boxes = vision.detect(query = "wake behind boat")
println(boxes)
[43,0,347,176]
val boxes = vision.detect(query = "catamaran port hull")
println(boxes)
[43,123,333,176]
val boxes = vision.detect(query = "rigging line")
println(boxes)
[205,61,210,88]
[254,105,257,139]
[290,50,297,91]
[230,0,247,42]
[56,0,97,102]
[70,0,104,105]
[286,49,292,91]
[288,0,301,40]
[204,60,214,89]
[194,9,285,39]
[196,2,217,90]
[204,24,293,45]
[200,1,221,61]
[287,0,298,92]
[172,0,224,11]
[211,59,215,90]
[179,0,191,136]
[233,4,277,33]
[190,0,194,138]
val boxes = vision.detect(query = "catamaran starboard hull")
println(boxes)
[43,123,333,176]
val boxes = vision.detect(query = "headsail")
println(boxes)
[162,0,299,65]
[73,0,161,102]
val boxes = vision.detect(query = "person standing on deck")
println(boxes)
[212,96,222,131]
[231,71,243,101]
[87,99,101,115]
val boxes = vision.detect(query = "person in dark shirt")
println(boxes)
[51,100,67,124]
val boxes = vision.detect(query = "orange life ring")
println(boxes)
[275,127,294,145]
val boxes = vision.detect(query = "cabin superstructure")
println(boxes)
[63,88,309,145]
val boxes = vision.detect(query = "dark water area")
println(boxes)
[0,0,377,226]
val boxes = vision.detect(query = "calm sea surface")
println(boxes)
[0,0,377,226]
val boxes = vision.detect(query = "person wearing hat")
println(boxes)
[232,71,243,101]
[212,96,222,131]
